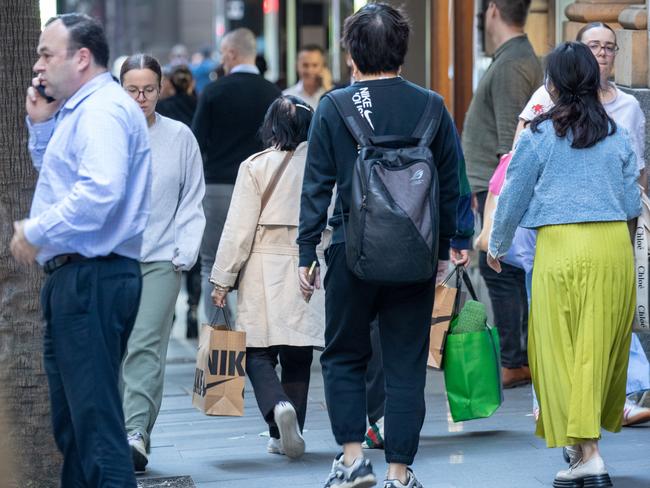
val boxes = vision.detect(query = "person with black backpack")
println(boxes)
[297,4,462,488]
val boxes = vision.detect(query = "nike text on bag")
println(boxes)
[328,90,444,284]
[192,312,246,416]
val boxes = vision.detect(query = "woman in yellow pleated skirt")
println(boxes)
[530,222,634,449]
[488,41,641,487]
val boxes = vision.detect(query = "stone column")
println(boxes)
[615,4,648,87]
[563,0,639,41]
[526,0,552,55]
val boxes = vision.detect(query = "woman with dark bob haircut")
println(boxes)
[210,96,326,459]
[488,42,640,488]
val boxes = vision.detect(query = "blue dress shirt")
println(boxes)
[24,72,152,264]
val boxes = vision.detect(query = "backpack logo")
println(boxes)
[410,169,425,185]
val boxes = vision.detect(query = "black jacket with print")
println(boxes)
[298,77,461,267]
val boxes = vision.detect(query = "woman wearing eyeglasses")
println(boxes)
[516,23,646,189]
[119,54,206,473]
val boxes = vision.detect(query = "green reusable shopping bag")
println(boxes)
[442,270,503,422]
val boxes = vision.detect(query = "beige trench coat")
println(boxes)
[210,142,326,347]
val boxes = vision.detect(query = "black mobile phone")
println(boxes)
[36,84,56,103]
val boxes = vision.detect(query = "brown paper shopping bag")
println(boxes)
[427,268,460,370]
[192,310,246,416]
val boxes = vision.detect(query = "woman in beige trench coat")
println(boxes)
[210,96,325,459]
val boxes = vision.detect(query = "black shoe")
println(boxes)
[186,306,198,338]
[324,453,377,487]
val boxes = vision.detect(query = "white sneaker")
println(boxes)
[622,398,650,426]
[553,455,612,488]
[267,437,285,455]
[127,432,148,474]
[274,401,305,459]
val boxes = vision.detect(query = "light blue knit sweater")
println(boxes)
[489,120,641,258]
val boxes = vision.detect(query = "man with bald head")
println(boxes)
[192,28,280,319]
[10,13,150,487]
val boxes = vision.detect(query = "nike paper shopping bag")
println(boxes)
[192,312,246,416]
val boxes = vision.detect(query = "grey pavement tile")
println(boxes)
[150,328,650,488]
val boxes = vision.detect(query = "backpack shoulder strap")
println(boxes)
[326,90,374,147]
[412,91,445,147]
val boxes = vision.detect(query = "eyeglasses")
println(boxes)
[586,42,619,56]
[125,85,159,100]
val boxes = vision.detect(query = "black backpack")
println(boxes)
[327,89,444,285]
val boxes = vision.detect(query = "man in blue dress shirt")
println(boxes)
[10,14,151,487]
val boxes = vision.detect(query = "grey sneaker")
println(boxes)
[127,432,148,474]
[274,401,305,459]
[384,468,423,488]
[324,453,377,488]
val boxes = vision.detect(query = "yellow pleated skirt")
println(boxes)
[530,221,634,448]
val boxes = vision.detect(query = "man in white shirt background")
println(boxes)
[283,45,332,109]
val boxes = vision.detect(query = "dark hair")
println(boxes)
[255,55,268,76]
[299,44,325,56]
[491,0,531,27]
[259,96,313,151]
[168,64,193,93]
[575,22,617,43]
[342,3,410,75]
[46,13,109,68]
[530,42,615,149]
[119,54,163,85]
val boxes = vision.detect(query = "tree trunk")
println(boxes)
[0,2,61,487]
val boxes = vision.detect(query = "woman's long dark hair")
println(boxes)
[530,42,615,149]
[259,95,314,151]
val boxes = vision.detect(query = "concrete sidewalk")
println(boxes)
[137,328,650,488]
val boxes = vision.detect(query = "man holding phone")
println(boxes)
[283,45,332,109]
[10,13,151,487]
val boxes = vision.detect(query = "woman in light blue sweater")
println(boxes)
[488,42,640,488]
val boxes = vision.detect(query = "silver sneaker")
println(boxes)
[639,390,650,409]
[384,468,423,488]
[267,437,285,455]
[562,445,582,465]
[324,453,377,488]
[274,401,305,459]
[127,432,148,474]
